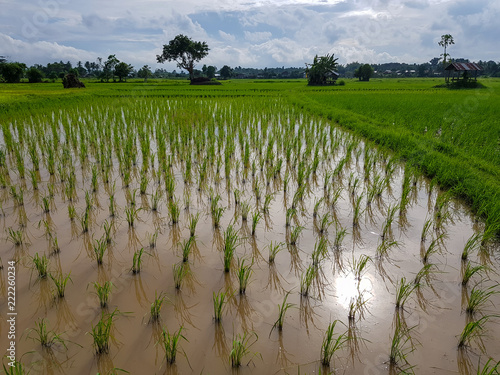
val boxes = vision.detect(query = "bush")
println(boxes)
[26,67,43,83]
[337,80,346,86]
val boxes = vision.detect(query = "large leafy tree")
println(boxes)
[354,64,374,81]
[305,54,339,85]
[220,65,233,79]
[0,62,25,83]
[438,34,454,66]
[138,65,152,82]
[157,34,209,80]
[114,61,133,82]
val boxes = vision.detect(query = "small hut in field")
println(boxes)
[444,62,482,83]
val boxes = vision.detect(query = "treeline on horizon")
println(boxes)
[1,55,500,83]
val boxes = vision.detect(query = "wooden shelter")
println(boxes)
[444,62,482,83]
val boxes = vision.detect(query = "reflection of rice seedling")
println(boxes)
[289,225,303,246]
[7,228,24,246]
[213,290,229,322]
[93,281,112,308]
[27,318,66,348]
[267,241,284,263]
[300,265,317,297]
[320,320,349,367]
[395,277,417,309]
[230,331,259,368]
[32,253,49,278]
[188,213,200,237]
[251,211,262,235]
[348,293,368,321]
[131,248,146,274]
[466,285,499,315]
[420,218,432,242]
[161,326,186,365]
[148,230,158,248]
[271,292,295,332]
[458,315,490,348]
[173,262,187,290]
[237,258,253,294]
[10,186,24,206]
[150,292,167,322]
[93,237,107,265]
[462,233,481,261]
[352,254,371,281]
[89,309,118,354]
[462,262,487,286]
[50,272,72,298]
[389,316,415,370]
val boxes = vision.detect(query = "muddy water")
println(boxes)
[1,100,499,375]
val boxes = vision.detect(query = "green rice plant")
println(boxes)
[89,309,118,354]
[240,201,251,221]
[27,318,66,348]
[233,189,241,205]
[50,235,60,254]
[333,225,347,250]
[7,227,24,246]
[395,277,417,309]
[125,206,141,227]
[285,207,297,227]
[68,205,77,221]
[93,237,107,265]
[381,204,399,241]
[477,358,500,375]
[352,195,363,227]
[50,272,72,298]
[237,258,253,294]
[148,230,158,248]
[413,263,436,286]
[140,175,148,195]
[32,252,49,278]
[376,239,399,258]
[109,194,116,217]
[289,225,303,246]
[129,188,138,207]
[317,212,332,235]
[93,281,112,308]
[422,235,444,264]
[320,320,349,367]
[271,292,294,331]
[313,197,324,218]
[212,206,225,228]
[161,326,186,365]
[2,359,25,375]
[131,248,146,274]
[399,171,412,213]
[29,169,39,190]
[466,284,499,315]
[462,262,487,286]
[251,211,262,235]
[229,331,259,367]
[352,254,371,281]
[179,236,195,263]
[267,241,284,263]
[10,186,24,206]
[85,190,93,210]
[462,232,481,261]
[458,315,490,348]
[348,293,368,321]
[300,264,317,297]
[151,189,161,211]
[91,165,98,192]
[188,213,200,236]
[168,199,180,225]
[173,262,187,290]
[420,218,433,242]
[103,220,113,244]
[263,193,274,213]
[213,290,229,322]
[389,316,415,371]
[312,237,329,267]
[80,207,90,233]
[223,225,240,272]
[150,291,167,322]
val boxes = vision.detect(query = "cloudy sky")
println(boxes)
[1,0,499,70]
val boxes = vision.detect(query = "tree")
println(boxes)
[206,65,217,79]
[0,62,25,83]
[114,61,133,82]
[102,54,119,82]
[138,65,152,82]
[26,67,43,83]
[305,54,339,85]
[220,65,233,79]
[438,34,454,66]
[156,34,209,80]
[354,64,374,81]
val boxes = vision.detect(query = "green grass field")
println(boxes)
[2,77,500,230]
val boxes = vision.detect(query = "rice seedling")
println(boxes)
[267,241,284,263]
[285,207,297,227]
[263,193,274,213]
[352,195,363,227]
[333,225,347,250]
[173,262,187,290]
[223,224,240,272]
[80,207,90,233]
[462,262,487,286]
[457,315,491,348]
[109,194,116,217]
[477,358,500,375]
[2,359,25,375]
[125,206,141,227]
[462,233,481,261]
[91,165,98,192]
[93,237,107,265]
[151,189,161,211]
[240,201,251,222]
[212,206,225,228]
[413,263,436,286]
[93,281,112,308]
[381,204,398,241]
[131,248,146,274]
[234,189,241,205]
[317,212,332,235]
[395,277,417,309]
[213,290,230,322]
[188,212,200,237]
[389,316,416,371]
[466,284,499,315]
[312,237,329,267]
[7,227,24,246]
[422,235,443,264]
[376,239,400,258]
[289,225,303,246]
[68,205,76,221]
[140,175,148,195]
[32,252,49,279]
[320,320,349,367]
[420,218,433,242]
[50,272,72,298]
[352,254,371,281]
[313,197,324,218]
[161,326,186,365]
[300,264,317,297]
[237,258,253,294]
[150,291,167,322]
[230,331,259,367]
[168,199,180,225]
[251,211,262,235]
[103,220,113,244]
[29,169,39,190]
[89,309,118,354]
[271,292,294,332]
[348,293,368,321]
[27,318,67,349]
[10,186,24,206]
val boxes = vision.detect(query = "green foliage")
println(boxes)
[230,332,259,367]
[354,64,374,82]
[161,326,186,365]
[305,54,339,85]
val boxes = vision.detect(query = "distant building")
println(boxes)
[444,62,482,82]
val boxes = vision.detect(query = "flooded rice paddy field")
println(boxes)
[1,97,499,374]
